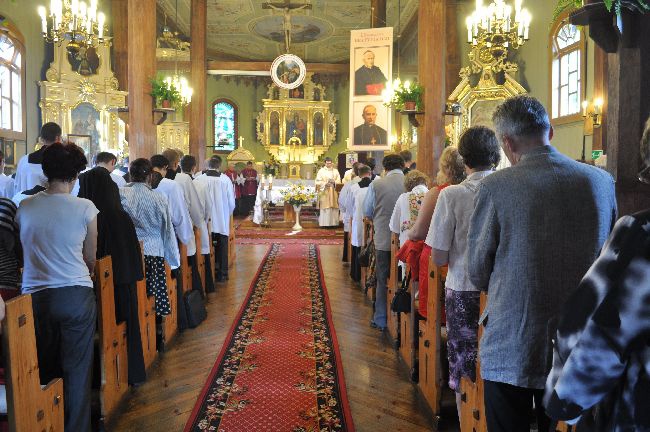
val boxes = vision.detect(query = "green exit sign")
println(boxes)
[592,150,604,160]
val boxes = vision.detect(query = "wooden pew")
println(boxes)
[3,294,64,432]
[418,256,445,419]
[228,215,235,268]
[95,256,129,424]
[361,219,375,300]
[179,243,192,295]
[459,293,487,432]
[136,243,157,370]
[209,224,217,288]
[161,262,178,350]
[386,233,400,344]
[194,227,206,295]
[397,262,419,379]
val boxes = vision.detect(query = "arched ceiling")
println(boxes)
[156,0,418,63]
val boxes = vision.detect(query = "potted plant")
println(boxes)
[150,75,181,109]
[394,81,424,112]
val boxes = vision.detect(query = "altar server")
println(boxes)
[13,122,60,195]
[350,165,373,281]
[195,156,235,282]
[240,161,258,215]
[315,157,341,227]
[150,155,194,249]
[0,151,14,199]
[338,163,361,261]
[181,155,215,293]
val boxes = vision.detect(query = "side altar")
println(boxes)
[256,73,337,179]
[252,178,317,225]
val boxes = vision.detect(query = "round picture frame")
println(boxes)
[270,54,307,90]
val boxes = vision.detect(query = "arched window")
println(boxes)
[550,21,584,122]
[212,99,237,152]
[0,28,25,138]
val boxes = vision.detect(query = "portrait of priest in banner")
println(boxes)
[354,50,388,96]
[353,104,387,146]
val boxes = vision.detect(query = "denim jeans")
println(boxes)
[372,250,391,328]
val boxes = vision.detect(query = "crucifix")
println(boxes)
[262,1,312,53]
[238,135,245,149]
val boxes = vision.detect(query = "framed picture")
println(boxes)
[270,54,306,90]
[68,134,92,158]
[351,101,390,150]
[2,141,16,167]
[346,152,359,168]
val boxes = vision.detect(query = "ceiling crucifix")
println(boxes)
[262,1,312,53]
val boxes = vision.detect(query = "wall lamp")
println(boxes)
[582,98,604,128]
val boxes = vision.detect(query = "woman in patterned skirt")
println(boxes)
[120,158,179,316]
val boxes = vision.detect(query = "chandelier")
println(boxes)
[466,0,531,60]
[163,0,193,106]
[38,0,107,55]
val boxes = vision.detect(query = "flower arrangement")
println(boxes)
[382,78,424,112]
[263,155,281,175]
[280,183,316,207]
[150,74,182,109]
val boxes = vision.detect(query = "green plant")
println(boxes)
[150,74,181,107]
[552,0,583,23]
[604,0,650,13]
[384,79,424,111]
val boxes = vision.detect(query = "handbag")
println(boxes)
[184,289,207,328]
[358,223,375,267]
[391,270,411,313]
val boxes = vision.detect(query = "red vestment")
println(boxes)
[224,168,241,199]
[240,168,258,196]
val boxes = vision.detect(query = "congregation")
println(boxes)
[0,95,648,432]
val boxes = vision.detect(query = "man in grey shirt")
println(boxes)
[363,154,405,329]
[467,96,617,431]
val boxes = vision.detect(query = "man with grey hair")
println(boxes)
[466,95,617,431]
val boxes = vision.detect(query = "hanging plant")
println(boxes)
[604,0,650,13]
[383,79,424,112]
[553,0,584,23]
[150,74,181,109]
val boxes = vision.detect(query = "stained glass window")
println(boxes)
[551,24,582,119]
[213,100,237,152]
[0,33,24,135]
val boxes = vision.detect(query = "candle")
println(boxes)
[38,6,47,34]
[98,12,105,39]
[71,0,79,16]
[466,16,473,43]
[582,100,589,117]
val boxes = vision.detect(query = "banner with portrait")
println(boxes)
[348,27,393,151]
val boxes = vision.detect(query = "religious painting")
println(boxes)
[313,112,324,146]
[269,111,280,145]
[67,46,100,76]
[286,110,308,145]
[352,46,390,97]
[351,101,390,150]
[71,103,101,157]
[346,152,359,169]
[271,54,306,90]
[68,134,92,158]
[349,27,393,152]
[213,99,237,152]
[289,85,305,99]
[313,87,322,101]
[469,99,511,170]
[2,140,15,166]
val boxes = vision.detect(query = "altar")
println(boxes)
[252,179,316,225]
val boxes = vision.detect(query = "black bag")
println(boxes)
[184,289,207,328]
[391,271,411,313]
[359,240,374,267]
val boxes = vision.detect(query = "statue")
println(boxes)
[265,2,310,52]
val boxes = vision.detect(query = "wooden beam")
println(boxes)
[417,0,447,178]
[202,61,348,74]
[190,0,207,166]
[592,45,608,152]
[111,0,128,91]
[371,0,387,28]
[445,1,460,92]
[127,0,157,160]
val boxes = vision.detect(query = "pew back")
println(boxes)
[228,215,236,267]
[3,294,64,432]
[162,262,179,349]
[179,243,192,294]
[136,242,157,370]
[194,227,206,295]
[386,233,400,343]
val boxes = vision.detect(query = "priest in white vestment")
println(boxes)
[315,157,341,227]
[194,156,235,282]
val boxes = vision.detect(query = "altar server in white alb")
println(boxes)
[13,122,61,196]
[315,157,341,227]
[194,156,235,282]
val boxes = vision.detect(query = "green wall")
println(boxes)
[204,76,350,162]
[1,2,53,160]
[455,0,596,160]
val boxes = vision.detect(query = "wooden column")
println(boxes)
[190,0,207,167]
[417,0,447,178]
[592,46,608,152]
[445,2,461,92]
[127,0,157,160]
[111,0,128,91]
[371,0,387,28]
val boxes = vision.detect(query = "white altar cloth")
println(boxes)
[253,179,316,225]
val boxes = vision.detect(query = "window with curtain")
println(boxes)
[550,23,583,121]
[213,99,237,152]
[0,32,24,137]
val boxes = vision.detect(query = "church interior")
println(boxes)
[0,0,649,431]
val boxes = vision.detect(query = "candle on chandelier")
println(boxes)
[98,12,105,40]
[38,6,47,34]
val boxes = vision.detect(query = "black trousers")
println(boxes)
[240,195,256,216]
[188,254,204,294]
[203,254,215,293]
[342,232,349,262]
[212,233,229,279]
[484,380,551,432]
[32,286,97,432]
[350,245,361,282]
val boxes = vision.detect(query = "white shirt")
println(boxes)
[175,172,211,254]
[17,192,99,293]
[0,174,14,199]
[351,183,370,247]
[389,184,429,246]
[154,178,194,249]
[342,168,354,184]
[338,177,360,232]
[111,172,127,187]
[13,154,46,195]
[427,170,494,292]
[194,171,236,236]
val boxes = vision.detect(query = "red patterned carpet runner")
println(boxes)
[184,243,355,431]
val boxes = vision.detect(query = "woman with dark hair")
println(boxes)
[16,142,98,432]
[427,126,501,421]
[120,158,179,319]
